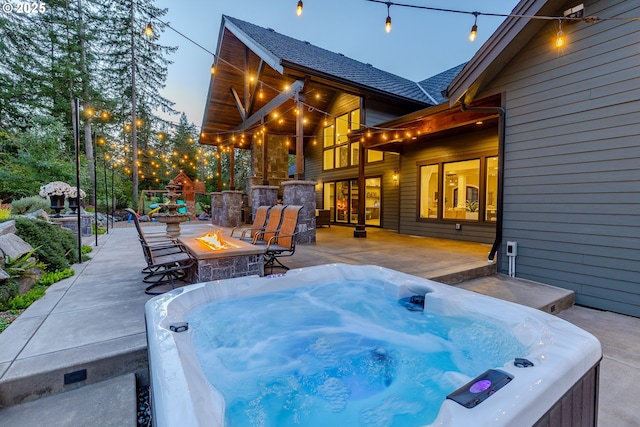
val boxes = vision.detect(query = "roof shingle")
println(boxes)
[224,16,432,105]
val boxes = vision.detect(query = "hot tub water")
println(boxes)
[186,280,526,427]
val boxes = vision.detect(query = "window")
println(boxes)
[485,157,498,222]
[368,149,383,163]
[419,164,439,219]
[322,109,361,170]
[418,155,496,222]
[443,159,479,220]
[322,125,334,170]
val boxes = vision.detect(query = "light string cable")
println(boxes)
[363,0,640,23]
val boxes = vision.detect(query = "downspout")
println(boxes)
[460,101,506,263]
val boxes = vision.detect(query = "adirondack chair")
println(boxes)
[251,204,286,244]
[263,205,303,273]
[230,205,271,241]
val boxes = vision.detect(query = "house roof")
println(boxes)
[223,16,432,105]
[417,62,467,105]
[446,0,567,105]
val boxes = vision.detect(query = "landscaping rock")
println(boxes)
[24,209,50,221]
[0,268,8,281]
[0,220,16,236]
[0,233,34,259]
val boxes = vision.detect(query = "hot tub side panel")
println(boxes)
[533,361,600,427]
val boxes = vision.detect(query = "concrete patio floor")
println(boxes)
[0,222,638,426]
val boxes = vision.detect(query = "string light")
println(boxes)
[210,63,215,74]
[144,23,154,37]
[556,20,565,48]
[385,2,392,33]
[469,12,479,42]
[296,1,303,17]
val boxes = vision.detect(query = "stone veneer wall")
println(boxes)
[282,180,316,244]
[252,135,290,180]
[211,191,243,227]
[249,186,279,220]
[210,192,223,226]
[192,253,264,282]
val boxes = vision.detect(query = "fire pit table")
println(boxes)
[177,234,266,282]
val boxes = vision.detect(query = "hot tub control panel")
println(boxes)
[446,369,513,408]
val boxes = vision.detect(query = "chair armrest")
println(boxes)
[266,232,299,250]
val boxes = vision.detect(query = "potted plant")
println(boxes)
[465,200,479,220]
[67,187,86,214]
[39,181,71,217]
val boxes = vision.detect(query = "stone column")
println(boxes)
[210,192,223,226]
[222,190,243,227]
[282,180,316,244]
[250,185,279,220]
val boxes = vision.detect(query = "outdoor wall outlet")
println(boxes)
[506,241,518,256]
[455,223,462,230]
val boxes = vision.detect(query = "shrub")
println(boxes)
[12,217,78,271]
[37,268,74,287]
[10,195,51,215]
[0,208,10,220]
[0,286,46,311]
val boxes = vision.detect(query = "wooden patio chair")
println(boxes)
[263,205,303,273]
[230,205,271,241]
[251,204,286,244]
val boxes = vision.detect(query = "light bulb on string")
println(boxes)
[385,3,392,33]
[296,1,303,17]
[144,23,154,37]
[469,12,479,42]
[210,63,216,75]
[555,20,565,48]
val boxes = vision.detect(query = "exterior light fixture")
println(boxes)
[469,12,479,42]
[296,1,303,16]
[392,170,399,182]
[385,3,392,33]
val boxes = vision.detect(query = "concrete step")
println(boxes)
[0,373,137,427]
[455,273,575,315]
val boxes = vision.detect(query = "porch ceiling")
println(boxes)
[355,94,502,153]
[200,29,337,153]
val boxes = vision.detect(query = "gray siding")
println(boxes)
[480,0,640,316]
[399,129,498,243]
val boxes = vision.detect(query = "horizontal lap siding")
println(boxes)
[398,129,497,243]
[482,0,640,316]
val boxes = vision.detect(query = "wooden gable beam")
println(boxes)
[246,59,265,117]
[230,87,246,121]
[234,80,305,132]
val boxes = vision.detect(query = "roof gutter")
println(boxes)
[460,100,506,263]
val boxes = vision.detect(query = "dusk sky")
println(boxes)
[154,0,521,128]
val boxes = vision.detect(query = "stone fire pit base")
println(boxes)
[177,236,265,282]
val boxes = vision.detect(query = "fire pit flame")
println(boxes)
[196,232,235,251]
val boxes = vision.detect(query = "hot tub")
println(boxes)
[145,264,601,427]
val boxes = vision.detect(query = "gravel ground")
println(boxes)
[0,310,24,331]
[137,386,152,427]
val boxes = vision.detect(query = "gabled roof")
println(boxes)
[417,62,467,105]
[446,0,566,105]
[223,16,432,105]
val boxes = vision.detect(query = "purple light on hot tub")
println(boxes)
[470,379,492,394]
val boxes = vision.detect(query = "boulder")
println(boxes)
[0,220,16,236]
[0,233,35,259]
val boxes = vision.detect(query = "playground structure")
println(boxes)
[139,172,208,220]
